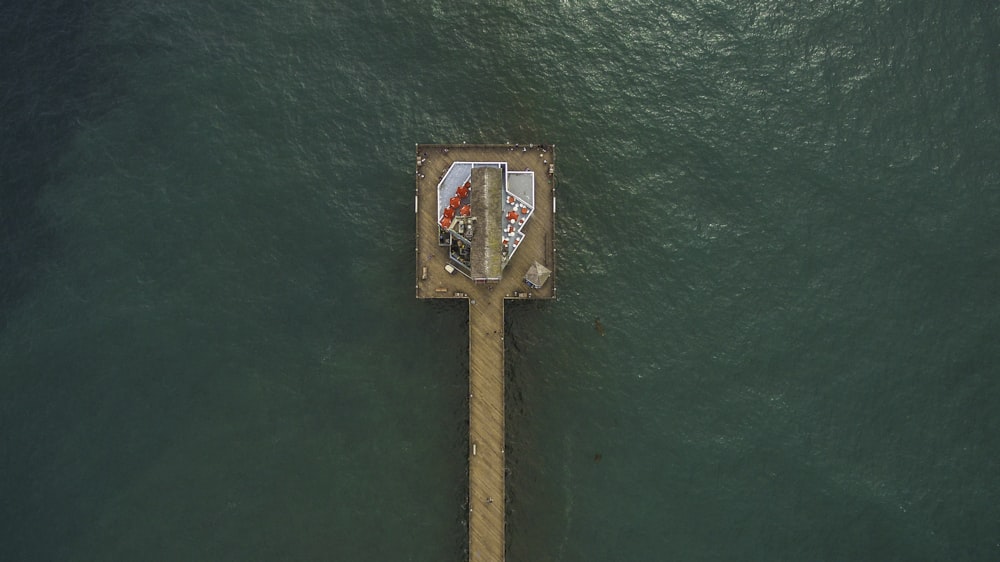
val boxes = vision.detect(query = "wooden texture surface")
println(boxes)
[468,295,505,561]
[415,144,556,301]
[414,144,556,562]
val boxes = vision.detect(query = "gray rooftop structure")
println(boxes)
[506,172,534,207]
[470,167,503,281]
[434,158,537,280]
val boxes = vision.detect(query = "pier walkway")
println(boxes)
[468,294,506,561]
[415,144,556,562]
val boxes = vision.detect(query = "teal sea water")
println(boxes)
[2,1,999,560]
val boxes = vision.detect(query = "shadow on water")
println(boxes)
[0,0,117,330]
[0,0,120,557]
[503,298,552,553]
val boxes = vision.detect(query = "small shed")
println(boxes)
[524,262,552,289]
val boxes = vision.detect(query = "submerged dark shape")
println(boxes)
[594,317,605,336]
[594,453,602,463]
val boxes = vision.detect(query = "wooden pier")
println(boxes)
[415,144,556,562]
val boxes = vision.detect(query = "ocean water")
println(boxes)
[2,1,999,560]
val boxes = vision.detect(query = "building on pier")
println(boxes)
[434,160,536,284]
[415,143,557,562]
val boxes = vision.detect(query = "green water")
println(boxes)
[2,1,998,560]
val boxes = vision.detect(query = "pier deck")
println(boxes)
[415,144,556,562]
[468,294,505,561]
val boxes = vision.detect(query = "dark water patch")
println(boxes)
[0,0,120,330]
[0,2,124,557]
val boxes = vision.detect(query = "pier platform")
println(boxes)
[415,143,556,562]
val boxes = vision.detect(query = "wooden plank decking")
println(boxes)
[468,295,505,561]
[415,144,556,562]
